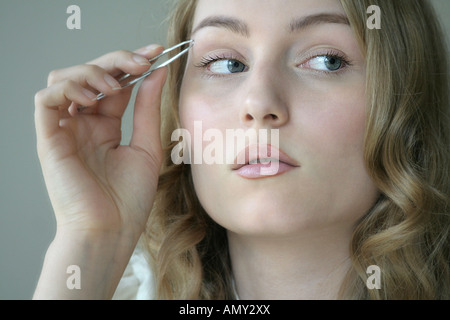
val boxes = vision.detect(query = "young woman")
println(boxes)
[33,0,449,299]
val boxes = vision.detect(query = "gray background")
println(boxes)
[0,0,449,299]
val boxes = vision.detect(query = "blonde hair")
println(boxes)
[143,0,450,299]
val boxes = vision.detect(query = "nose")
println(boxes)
[240,66,289,128]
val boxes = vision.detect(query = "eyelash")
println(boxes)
[194,50,352,76]
[194,53,243,69]
[302,50,352,74]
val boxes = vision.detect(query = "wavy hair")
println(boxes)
[143,0,450,299]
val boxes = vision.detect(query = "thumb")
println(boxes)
[129,67,168,156]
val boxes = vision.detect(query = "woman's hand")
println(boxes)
[33,45,167,299]
[35,45,166,237]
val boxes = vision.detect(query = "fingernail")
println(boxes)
[81,88,97,101]
[145,44,162,52]
[104,74,121,90]
[133,54,150,66]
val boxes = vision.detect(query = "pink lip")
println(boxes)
[232,145,300,179]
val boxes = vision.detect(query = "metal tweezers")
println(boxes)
[95,40,194,101]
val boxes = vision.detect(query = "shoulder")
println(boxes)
[112,246,156,300]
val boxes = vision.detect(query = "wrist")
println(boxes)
[34,228,139,299]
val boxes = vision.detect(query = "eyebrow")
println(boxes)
[289,13,350,32]
[191,13,350,37]
[192,16,250,37]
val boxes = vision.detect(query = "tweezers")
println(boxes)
[95,40,194,101]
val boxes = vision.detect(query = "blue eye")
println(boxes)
[197,56,248,74]
[208,59,247,74]
[303,54,349,72]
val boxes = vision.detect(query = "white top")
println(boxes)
[112,248,155,300]
[112,247,240,300]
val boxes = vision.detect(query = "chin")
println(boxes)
[208,194,320,237]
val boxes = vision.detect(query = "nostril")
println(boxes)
[244,113,279,122]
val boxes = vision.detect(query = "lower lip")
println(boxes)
[234,162,297,179]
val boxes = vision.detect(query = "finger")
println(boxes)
[35,81,97,139]
[47,45,163,90]
[134,44,163,55]
[129,67,168,156]
[48,64,131,119]
[47,45,164,87]
[48,64,122,94]
[87,45,164,78]
[93,46,165,119]
[47,46,165,120]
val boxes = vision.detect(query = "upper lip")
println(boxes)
[231,145,300,170]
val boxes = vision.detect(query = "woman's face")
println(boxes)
[179,0,379,237]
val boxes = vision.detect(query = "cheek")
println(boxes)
[180,93,216,128]
[289,80,373,214]
[292,84,379,223]
[315,105,365,157]
[180,79,243,167]
[179,83,248,226]
[297,83,367,162]
[180,89,234,133]
[178,89,229,188]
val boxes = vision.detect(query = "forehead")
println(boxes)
[193,0,345,30]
